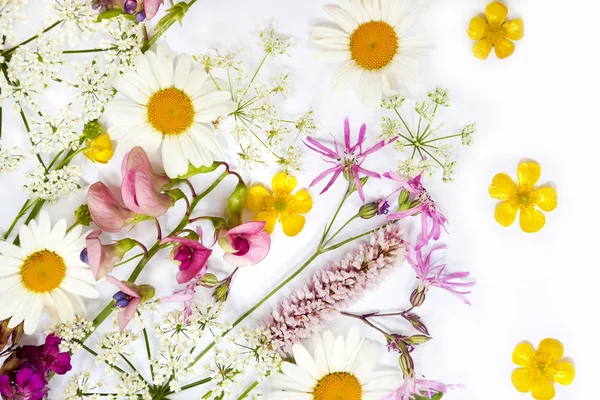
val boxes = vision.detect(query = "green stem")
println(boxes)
[2,199,33,240]
[323,226,382,253]
[208,71,221,90]
[142,326,155,381]
[394,109,414,139]
[114,253,144,268]
[63,47,113,54]
[80,343,127,375]
[419,104,439,142]
[340,311,392,340]
[120,353,148,384]
[1,20,62,56]
[141,0,198,53]
[321,183,352,244]
[421,147,444,168]
[323,214,359,247]
[423,133,462,144]
[177,377,212,392]
[13,200,45,246]
[17,107,47,172]
[237,381,259,399]
[248,53,269,87]
[56,147,84,168]
[239,116,282,160]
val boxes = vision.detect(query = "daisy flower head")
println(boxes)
[0,212,98,335]
[269,326,401,400]
[105,46,237,178]
[311,0,431,109]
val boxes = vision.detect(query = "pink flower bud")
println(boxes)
[87,182,136,233]
[160,236,212,284]
[217,221,271,267]
[84,230,136,280]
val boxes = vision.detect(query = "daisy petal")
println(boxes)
[24,296,43,335]
[292,344,321,380]
[324,5,359,33]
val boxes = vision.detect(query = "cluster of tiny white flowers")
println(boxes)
[381,94,406,110]
[0,147,24,174]
[155,309,205,348]
[380,116,402,141]
[101,16,144,74]
[23,165,82,201]
[259,23,294,56]
[193,300,230,335]
[462,123,477,146]
[235,327,282,381]
[277,145,303,174]
[50,0,98,46]
[0,0,27,52]
[70,59,115,122]
[238,144,265,170]
[116,373,152,400]
[295,110,317,135]
[96,330,138,368]
[63,370,109,400]
[48,316,93,353]
[29,108,82,153]
[428,88,451,107]
[204,345,245,399]
[150,344,194,392]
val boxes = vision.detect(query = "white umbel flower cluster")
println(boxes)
[63,370,107,400]
[50,0,98,46]
[0,0,27,52]
[48,316,93,353]
[0,146,23,174]
[22,165,82,201]
[29,109,82,153]
[96,330,138,369]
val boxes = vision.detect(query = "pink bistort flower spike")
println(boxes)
[87,182,136,233]
[160,232,212,284]
[385,374,462,400]
[406,242,475,305]
[384,170,448,249]
[218,221,271,267]
[107,277,154,330]
[304,118,393,202]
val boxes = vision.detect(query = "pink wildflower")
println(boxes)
[87,182,136,233]
[384,170,448,249]
[20,334,71,376]
[218,221,271,267]
[107,277,154,330]
[0,366,47,400]
[264,224,406,355]
[304,118,393,202]
[406,243,475,306]
[160,231,212,284]
[385,374,462,400]
[82,231,138,280]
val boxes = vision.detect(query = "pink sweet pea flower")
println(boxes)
[304,118,393,202]
[82,231,137,280]
[121,147,173,218]
[160,233,212,284]
[107,277,154,330]
[385,374,462,400]
[87,182,136,233]
[406,243,475,306]
[384,170,448,249]
[142,0,163,20]
[218,221,271,267]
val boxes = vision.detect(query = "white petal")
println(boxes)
[270,373,314,392]
[357,70,382,110]
[105,101,147,127]
[329,335,346,372]
[363,370,402,392]
[177,131,204,167]
[322,330,336,372]
[0,275,20,291]
[50,218,67,245]
[118,124,164,155]
[0,286,25,320]
[67,267,99,284]
[0,242,26,259]
[338,0,370,23]
[399,36,434,57]
[311,26,349,40]
[396,6,427,34]
[18,224,35,254]
[157,51,174,88]
[331,60,361,93]
[50,289,75,322]
[60,277,99,298]
[0,265,19,278]
[8,292,34,329]
[192,123,224,160]
[65,291,87,317]
[174,55,192,90]
[353,340,382,381]
[344,325,361,368]
[114,75,150,105]
[42,293,58,322]
[23,296,43,334]
[281,362,317,388]
[312,334,330,375]
[183,67,210,97]
[292,343,321,380]
[37,211,52,237]
[0,254,22,268]
[315,50,352,63]
[324,6,360,33]
[162,135,189,178]
[268,393,312,400]
[193,91,232,109]
[193,101,237,123]
[134,53,160,94]
[313,37,350,51]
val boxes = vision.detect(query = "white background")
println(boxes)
[2,0,598,399]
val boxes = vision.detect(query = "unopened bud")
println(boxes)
[138,285,155,302]
[82,120,103,140]
[407,335,432,345]
[199,273,219,288]
[0,352,23,375]
[74,204,93,226]
[398,349,414,378]
[214,282,230,302]
[397,189,411,211]
[410,287,427,307]
[359,203,379,219]
[225,181,248,227]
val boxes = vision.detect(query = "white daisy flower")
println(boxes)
[311,0,431,109]
[0,211,98,334]
[105,46,237,178]
[268,326,401,400]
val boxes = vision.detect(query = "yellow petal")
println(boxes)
[512,342,536,367]
[549,361,575,386]
[486,1,508,28]
[289,189,313,214]
[503,18,524,41]
[494,201,518,227]
[83,133,114,164]
[489,173,517,200]
[272,172,297,196]
[531,378,556,400]
[532,187,557,212]
[473,38,493,60]
[519,205,546,233]
[511,368,534,393]
[255,211,278,234]
[280,212,305,237]
[247,185,273,212]
[467,17,490,40]
[494,37,515,59]
[537,339,564,364]
[517,161,541,189]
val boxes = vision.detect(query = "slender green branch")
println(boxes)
[142,327,155,381]
[421,147,444,168]
[1,20,62,56]
[2,199,33,240]
[323,214,359,247]
[248,53,269,87]
[237,381,259,399]
[141,0,198,53]
[120,353,148,384]
[114,253,144,268]
[394,108,414,138]
[63,47,113,54]
[80,343,127,375]
[177,377,212,392]
[423,133,462,144]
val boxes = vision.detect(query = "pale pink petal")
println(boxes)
[143,0,163,20]
[119,297,141,330]
[87,182,135,233]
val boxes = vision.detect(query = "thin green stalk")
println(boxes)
[47,149,65,170]
[394,108,414,138]
[2,199,33,240]
[18,107,47,172]
[142,327,155,381]
[237,381,259,399]
[1,20,62,56]
[322,226,381,253]
[423,133,462,144]
[418,104,439,142]
[321,183,352,243]
[65,221,79,234]
[323,214,359,247]
[80,343,127,375]
[177,377,212,392]
[13,200,45,246]
[141,0,198,53]
[421,147,444,168]
[248,53,268,87]
[239,117,282,160]
[120,353,148,384]
[114,253,144,268]
[63,47,112,54]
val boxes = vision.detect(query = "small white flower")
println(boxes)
[295,110,317,135]
[259,23,294,56]
[48,316,93,353]
[29,108,82,154]
[51,0,98,46]
[0,146,24,174]
[22,165,82,202]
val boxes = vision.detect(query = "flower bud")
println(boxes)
[359,203,379,220]
[0,352,23,375]
[213,282,230,302]
[82,119,103,140]
[397,189,412,211]
[398,349,414,378]
[1,319,23,350]
[225,180,248,227]
[74,204,93,226]
[410,287,427,308]
[138,284,156,302]
[199,273,219,288]
[407,314,429,336]
[406,335,432,345]
[84,133,114,164]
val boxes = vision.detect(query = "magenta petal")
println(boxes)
[355,165,381,179]
[304,137,338,159]
[176,251,210,284]
[15,367,34,387]
[88,182,135,233]
[343,117,352,152]
[310,165,340,190]
[119,297,141,330]
[223,229,271,267]
[143,0,163,20]
[106,276,140,298]
[225,221,266,236]
[351,123,367,153]
[359,140,386,158]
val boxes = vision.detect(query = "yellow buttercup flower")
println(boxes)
[512,339,575,400]
[468,1,524,60]
[83,133,114,164]
[246,172,312,237]
[489,161,557,233]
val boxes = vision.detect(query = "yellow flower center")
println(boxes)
[274,199,288,212]
[147,88,194,135]
[313,372,362,400]
[350,21,398,71]
[489,27,506,43]
[21,250,66,293]
[515,188,533,207]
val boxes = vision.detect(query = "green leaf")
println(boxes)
[96,9,126,22]
[177,162,220,179]
[413,392,443,400]
[155,1,190,31]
